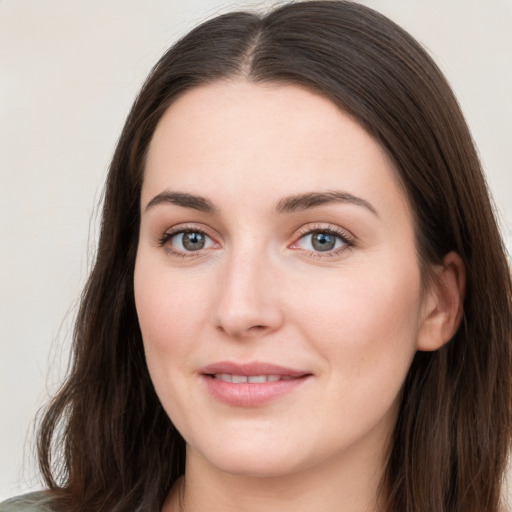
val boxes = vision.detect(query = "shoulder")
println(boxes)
[0,492,55,512]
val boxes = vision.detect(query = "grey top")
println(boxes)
[0,492,54,512]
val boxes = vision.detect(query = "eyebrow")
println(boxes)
[144,189,377,217]
[275,191,378,216]
[144,191,217,214]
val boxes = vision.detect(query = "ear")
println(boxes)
[417,251,466,352]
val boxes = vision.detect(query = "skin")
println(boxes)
[134,80,465,512]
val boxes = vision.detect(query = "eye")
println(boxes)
[159,228,217,255]
[298,231,344,252]
[291,226,354,256]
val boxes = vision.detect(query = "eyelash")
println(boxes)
[291,224,354,258]
[157,223,218,259]
[157,223,354,259]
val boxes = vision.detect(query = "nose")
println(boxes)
[212,248,284,339]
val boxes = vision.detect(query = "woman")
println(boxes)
[2,1,510,511]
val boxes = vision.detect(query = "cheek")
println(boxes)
[134,257,208,365]
[133,257,213,426]
[295,261,422,389]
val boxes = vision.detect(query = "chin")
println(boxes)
[202,452,306,479]
[188,432,317,479]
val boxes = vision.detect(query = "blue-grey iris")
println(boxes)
[312,232,336,251]
[182,232,205,251]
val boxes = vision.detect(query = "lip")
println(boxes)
[200,361,312,407]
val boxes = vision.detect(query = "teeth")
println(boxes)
[248,375,266,383]
[213,374,287,383]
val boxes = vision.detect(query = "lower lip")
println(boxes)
[202,375,310,407]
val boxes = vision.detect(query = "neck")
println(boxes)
[163,440,388,512]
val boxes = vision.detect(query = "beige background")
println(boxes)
[1,0,511,502]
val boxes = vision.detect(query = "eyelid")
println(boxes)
[289,223,355,255]
[294,223,354,241]
[157,223,220,256]
[155,222,355,258]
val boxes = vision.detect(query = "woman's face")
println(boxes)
[134,81,432,478]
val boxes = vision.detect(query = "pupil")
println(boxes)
[312,232,336,251]
[183,232,205,251]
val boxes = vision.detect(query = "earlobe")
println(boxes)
[417,251,466,352]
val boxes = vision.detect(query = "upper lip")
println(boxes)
[200,361,310,378]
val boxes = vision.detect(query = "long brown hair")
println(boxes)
[38,2,512,511]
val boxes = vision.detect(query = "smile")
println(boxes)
[213,374,298,383]
[200,362,312,407]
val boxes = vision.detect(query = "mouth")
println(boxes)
[210,373,298,383]
[200,362,312,406]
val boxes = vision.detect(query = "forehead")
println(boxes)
[142,80,409,220]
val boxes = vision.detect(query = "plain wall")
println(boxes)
[1,0,511,501]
